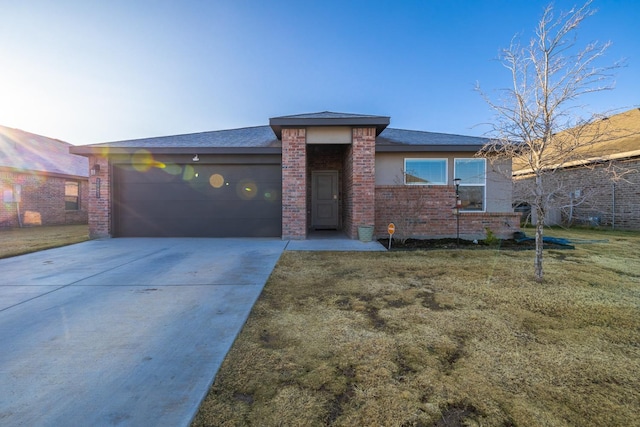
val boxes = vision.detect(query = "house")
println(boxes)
[513,108,640,230]
[0,125,89,228]
[70,112,519,240]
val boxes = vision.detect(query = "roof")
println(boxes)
[513,108,640,174]
[0,125,88,178]
[70,112,488,155]
[377,128,488,152]
[71,126,281,155]
[576,108,640,157]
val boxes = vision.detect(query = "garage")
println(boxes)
[113,162,282,237]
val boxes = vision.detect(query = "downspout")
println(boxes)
[611,182,616,230]
[568,192,574,225]
[14,184,23,228]
[16,201,23,228]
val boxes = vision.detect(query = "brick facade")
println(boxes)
[375,185,520,240]
[0,170,88,228]
[87,155,112,238]
[343,128,376,238]
[561,159,640,229]
[281,128,307,239]
[515,157,640,230]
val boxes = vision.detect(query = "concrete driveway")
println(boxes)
[0,238,287,426]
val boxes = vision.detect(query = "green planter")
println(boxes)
[358,226,374,242]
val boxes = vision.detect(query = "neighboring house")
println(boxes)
[0,125,89,228]
[513,108,640,230]
[70,112,519,240]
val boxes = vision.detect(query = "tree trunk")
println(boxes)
[534,207,544,283]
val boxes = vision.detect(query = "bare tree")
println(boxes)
[477,1,623,282]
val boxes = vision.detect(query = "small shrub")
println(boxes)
[484,227,500,246]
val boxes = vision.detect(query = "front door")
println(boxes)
[312,170,339,229]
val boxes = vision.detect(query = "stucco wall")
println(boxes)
[306,126,352,145]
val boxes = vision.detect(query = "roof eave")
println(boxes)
[269,116,390,139]
[375,144,483,153]
[513,149,640,176]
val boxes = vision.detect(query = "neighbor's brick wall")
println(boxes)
[375,185,520,240]
[88,155,111,238]
[281,128,307,239]
[611,159,640,229]
[559,158,639,229]
[0,170,88,228]
[514,157,640,230]
[343,128,376,238]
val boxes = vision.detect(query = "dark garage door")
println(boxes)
[113,163,282,237]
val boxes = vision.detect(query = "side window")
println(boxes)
[404,159,447,185]
[454,158,486,211]
[65,181,80,210]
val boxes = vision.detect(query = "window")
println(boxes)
[404,159,447,185]
[454,158,486,211]
[65,181,79,210]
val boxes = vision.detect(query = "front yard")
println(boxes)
[0,225,90,259]
[193,228,640,426]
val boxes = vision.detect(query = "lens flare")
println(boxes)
[183,164,196,180]
[263,188,279,202]
[237,180,257,200]
[209,173,225,188]
[131,149,165,172]
[163,163,182,175]
[131,149,153,172]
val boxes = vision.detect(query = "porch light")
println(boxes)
[453,178,461,246]
[192,154,200,162]
[90,164,100,176]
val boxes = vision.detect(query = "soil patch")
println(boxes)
[380,237,574,251]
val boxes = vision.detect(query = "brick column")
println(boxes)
[281,128,307,240]
[88,155,111,238]
[345,127,376,238]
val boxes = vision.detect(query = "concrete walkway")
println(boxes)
[0,238,286,427]
[286,239,386,251]
[285,231,387,251]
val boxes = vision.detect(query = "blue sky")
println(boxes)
[1,0,638,145]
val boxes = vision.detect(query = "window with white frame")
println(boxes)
[454,158,486,211]
[404,158,447,185]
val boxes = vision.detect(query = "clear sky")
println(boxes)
[1,0,638,145]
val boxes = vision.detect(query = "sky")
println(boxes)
[1,0,638,145]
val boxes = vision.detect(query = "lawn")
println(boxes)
[192,228,640,426]
[0,225,90,259]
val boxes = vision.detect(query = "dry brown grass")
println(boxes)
[193,228,640,427]
[0,225,90,259]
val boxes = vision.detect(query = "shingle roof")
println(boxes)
[71,112,490,155]
[513,108,640,173]
[377,128,489,147]
[0,125,88,177]
[573,108,640,157]
[88,125,280,149]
